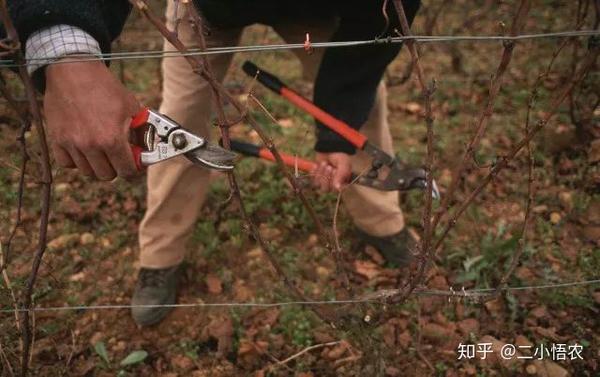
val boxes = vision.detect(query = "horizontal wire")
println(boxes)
[1,278,598,314]
[0,30,598,69]
[1,29,598,314]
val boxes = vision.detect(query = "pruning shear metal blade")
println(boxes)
[185,144,237,171]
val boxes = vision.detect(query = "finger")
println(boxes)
[53,145,75,168]
[333,162,352,191]
[107,137,140,180]
[68,148,95,177]
[312,162,326,189]
[84,149,117,181]
[320,165,333,192]
[316,163,330,191]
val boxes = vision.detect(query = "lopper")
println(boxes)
[129,107,237,171]
[235,61,440,198]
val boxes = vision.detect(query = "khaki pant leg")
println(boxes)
[341,82,405,237]
[138,3,241,268]
[273,24,405,237]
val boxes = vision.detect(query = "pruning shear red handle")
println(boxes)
[130,108,151,170]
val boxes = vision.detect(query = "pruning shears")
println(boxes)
[236,61,440,198]
[129,107,237,171]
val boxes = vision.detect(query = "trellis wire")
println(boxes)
[1,278,598,313]
[0,29,598,69]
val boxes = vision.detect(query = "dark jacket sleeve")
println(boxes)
[7,0,131,55]
[313,0,420,154]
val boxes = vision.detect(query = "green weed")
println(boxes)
[93,341,148,375]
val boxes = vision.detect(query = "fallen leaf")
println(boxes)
[170,354,194,371]
[515,266,535,281]
[588,139,600,163]
[514,335,534,350]
[80,232,95,245]
[123,196,137,212]
[353,260,381,280]
[484,298,503,315]
[532,359,568,377]
[582,225,600,245]
[247,247,263,259]
[477,335,520,369]
[54,182,71,195]
[558,191,573,212]
[202,316,233,356]
[307,234,318,247]
[583,200,600,224]
[249,308,279,328]
[47,233,79,251]
[325,340,349,360]
[457,318,480,336]
[532,326,568,342]
[364,245,385,265]
[233,280,253,301]
[428,275,449,290]
[397,330,411,349]
[529,306,548,319]
[69,272,86,282]
[205,274,223,295]
[421,322,454,341]
[404,101,422,114]
[237,339,255,356]
[463,364,477,376]
[258,223,282,241]
[541,124,576,154]
[316,266,331,278]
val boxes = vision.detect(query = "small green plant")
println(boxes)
[456,223,522,287]
[276,307,315,347]
[93,341,148,376]
[176,340,199,360]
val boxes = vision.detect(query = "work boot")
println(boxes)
[357,228,417,267]
[131,265,181,326]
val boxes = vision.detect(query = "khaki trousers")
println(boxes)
[138,2,405,268]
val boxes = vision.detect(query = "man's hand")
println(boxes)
[44,58,141,180]
[312,152,352,192]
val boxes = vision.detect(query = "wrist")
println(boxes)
[45,57,110,95]
[46,55,105,74]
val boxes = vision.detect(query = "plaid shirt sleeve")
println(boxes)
[25,24,101,75]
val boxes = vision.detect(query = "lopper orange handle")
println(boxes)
[258,148,317,172]
[243,61,368,149]
[229,139,316,172]
[280,87,368,149]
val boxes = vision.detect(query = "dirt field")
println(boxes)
[1,1,599,376]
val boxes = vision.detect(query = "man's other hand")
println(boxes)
[44,58,141,180]
[313,152,352,192]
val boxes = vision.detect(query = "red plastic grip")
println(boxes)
[280,87,368,149]
[130,107,149,129]
[258,148,317,172]
[130,144,144,171]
